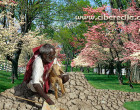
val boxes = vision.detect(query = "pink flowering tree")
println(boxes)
[71,1,140,85]
[112,1,140,84]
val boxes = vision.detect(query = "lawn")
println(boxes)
[83,72,140,93]
[123,101,140,110]
[0,70,24,93]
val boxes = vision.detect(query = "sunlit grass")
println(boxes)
[123,101,140,110]
[83,72,140,93]
[0,70,24,93]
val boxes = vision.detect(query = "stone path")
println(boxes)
[0,72,140,110]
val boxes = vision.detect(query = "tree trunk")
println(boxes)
[116,61,123,85]
[109,60,114,75]
[93,68,94,74]
[82,67,84,72]
[11,61,17,83]
[97,64,100,75]
[125,60,133,88]
[131,63,140,83]
[71,66,73,72]
[87,66,90,73]
[70,51,73,72]
[65,58,69,72]
[80,66,84,72]
[105,66,107,75]
[100,65,102,74]
[2,6,6,28]
[75,66,77,71]
[126,67,129,78]
[6,41,22,83]
[11,47,22,83]
[80,66,82,72]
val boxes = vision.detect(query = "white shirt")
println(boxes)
[27,55,61,92]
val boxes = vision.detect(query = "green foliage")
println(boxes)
[56,0,91,20]
[71,21,88,38]
[35,0,57,37]
[121,0,128,9]
[15,0,50,33]
[54,27,72,44]
[109,0,131,9]
[62,60,72,65]
[93,0,103,7]
[112,0,118,8]
[30,23,36,31]
[53,21,88,62]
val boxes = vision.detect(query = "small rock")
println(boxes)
[0,102,4,109]
[4,101,13,109]
[95,105,102,109]
[69,93,77,99]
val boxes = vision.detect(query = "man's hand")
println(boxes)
[33,84,54,105]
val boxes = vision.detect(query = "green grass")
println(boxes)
[0,70,24,93]
[83,72,140,93]
[123,101,140,110]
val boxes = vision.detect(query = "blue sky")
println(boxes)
[89,0,110,7]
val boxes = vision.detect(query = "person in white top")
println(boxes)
[27,56,61,92]
[26,43,69,106]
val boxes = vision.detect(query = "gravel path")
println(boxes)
[0,72,140,110]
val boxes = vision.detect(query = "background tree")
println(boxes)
[0,0,24,83]
[71,1,140,85]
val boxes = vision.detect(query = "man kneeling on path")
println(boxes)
[23,43,69,105]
